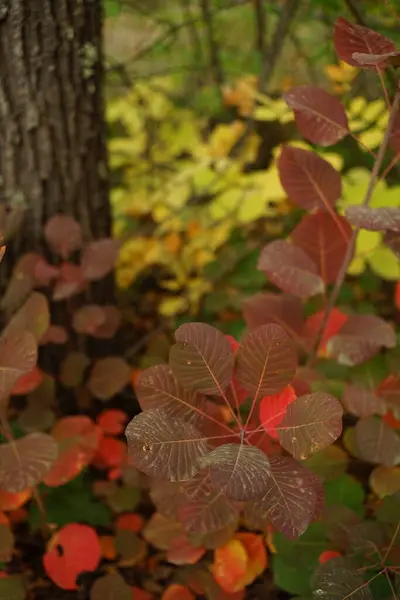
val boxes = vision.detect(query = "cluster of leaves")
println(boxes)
[126,14,400,599]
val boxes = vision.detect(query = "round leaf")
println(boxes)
[278,393,343,460]
[44,215,83,259]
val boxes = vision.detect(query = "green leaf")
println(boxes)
[325,474,365,517]
[273,555,313,596]
[375,492,400,524]
[273,523,327,570]
[29,476,111,528]
[105,0,122,17]
[0,576,26,600]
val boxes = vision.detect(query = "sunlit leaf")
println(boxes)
[278,146,341,211]
[81,238,120,281]
[88,357,131,400]
[334,17,396,68]
[277,392,343,460]
[369,466,400,498]
[136,364,207,424]
[44,215,83,259]
[199,443,270,501]
[342,384,385,418]
[90,573,132,600]
[169,323,234,395]
[212,538,247,593]
[283,86,349,146]
[312,556,372,599]
[346,206,400,233]
[326,314,396,366]
[0,433,58,492]
[43,523,101,590]
[245,456,319,539]
[236,324,297,396]
[355,417,400,466]
[258,240,324,299]
[126,408,209,481]
[243,292,304,342]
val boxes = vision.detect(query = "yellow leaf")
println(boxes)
[369,466,400,498]
[358,127,384,149]
[159,296,188,317]
[368,246,400,281]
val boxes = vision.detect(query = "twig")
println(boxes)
[199,0,224,90]
[344,0,364,25]
[306,81,400,367]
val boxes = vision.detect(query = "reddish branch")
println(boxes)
[306,81,400,367]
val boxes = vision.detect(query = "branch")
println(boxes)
[344,0,364,25]
[253,0,267,56]
[229,0,300,158]
[306,81,400,367]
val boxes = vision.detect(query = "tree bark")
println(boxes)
[0,0,110,269]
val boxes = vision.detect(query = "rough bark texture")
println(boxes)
[0,0,110,267]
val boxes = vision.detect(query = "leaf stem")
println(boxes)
[306,80,400,367]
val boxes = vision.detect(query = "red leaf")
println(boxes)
[291,212,352,284]
[326,314,396,366]
[169,323,234,396]
[346,206,400,232]
[44,416,102,486]
[116,513,144,533]
[334,17,396,68]
[167,536,206,565]
[53,263,86,301]
[0,489,32,511]
[342,384,386,418]
[376,375,400,412]
[283,86,349,146]
[245,456,320,539]
[259,385,297,439]
[258,240,324,299]
[243,292,304,342]
[44,215,83,259]
[383,411,400,430]
[236,323,297,396]
[319,550,342,564]
[396,283,400,310]
[93,306,121,339]
[34,258,59,286]
[40,325,69,345]
[93,437,127,469]
[97,409,128,435]
[11,365,44,396]
[81,238,120,281]
[43,523,101,590]
[304,308,348,354]
[278,146,342,211]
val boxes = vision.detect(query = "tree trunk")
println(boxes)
[0,0,110,272]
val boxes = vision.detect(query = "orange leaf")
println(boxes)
[319,550,342,564]
[11,365,44,395]
[92,437,127,470]
[99,535,117,560]
[213,539,248,593]
[97,409,128,435]
[43,523,101,590]
[116,513,144,533]
[161,584,195,600]
[0,489,32,511]
[234,533,267,586]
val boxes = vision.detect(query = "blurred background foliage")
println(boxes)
[103,0,400,364]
